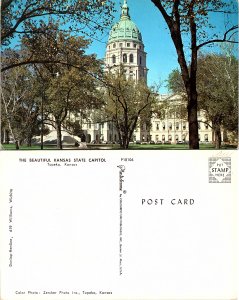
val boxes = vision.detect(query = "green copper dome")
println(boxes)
[108,0,142,43]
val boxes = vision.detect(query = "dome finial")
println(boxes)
[121,0,130,19]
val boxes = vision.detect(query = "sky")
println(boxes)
[86,0,238,94]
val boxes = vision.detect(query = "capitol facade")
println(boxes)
[80,0,214,144]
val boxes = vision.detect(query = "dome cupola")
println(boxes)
[108,0,142,43]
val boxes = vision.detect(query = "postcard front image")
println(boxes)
[0,0,238,299]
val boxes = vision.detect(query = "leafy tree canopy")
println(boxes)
[167,51,238,147]
[2,21,103,74]
[102,68,157,149]
[1,0,115,46]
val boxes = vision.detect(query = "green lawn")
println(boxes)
[1,144,56,150]
[128,143,237,150]
[1,143,237,150]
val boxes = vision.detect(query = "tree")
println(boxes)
[197,53,238,148]
[151,0,238,149]
[43,67,103,150]
[167,53,238,148]
[1,0,114,46]
[103,69,157,149]
[2,20,104,74]
[1,65,42,149]
[27,28,104,150]
[1,0,115,71]
[1,20,104,150]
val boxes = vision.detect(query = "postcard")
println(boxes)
[0,150,237,300]
[1,0,238,299]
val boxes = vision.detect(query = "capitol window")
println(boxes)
[129,54,134,63]
[112,55,116,64]
[123,54,127,63]
[134,43,137,48]
[113,43,116,48]
[119,43,123,47]
[127,43,130,47]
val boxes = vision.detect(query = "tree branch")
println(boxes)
[197,26,238,49]
[151,0,172,26]
[1,0,14,11]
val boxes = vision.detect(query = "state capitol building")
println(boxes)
[80,0,214,144]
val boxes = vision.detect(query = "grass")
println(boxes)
[128,143,237,150]
[1,143,237,150]
[1,144,56,150]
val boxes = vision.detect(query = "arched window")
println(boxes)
[123,54,127,63]
[112,55,116,64]
[129,54,134,63]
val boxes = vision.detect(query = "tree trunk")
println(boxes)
[124,137,130,149]
[15,140,19,150]
[214,125,222,149]
[121,133,128,149]
[169,13,200,149]
[27,136,32,147]
[187,88,199,149]
[2,128,6,143]
[56,121,62,150]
